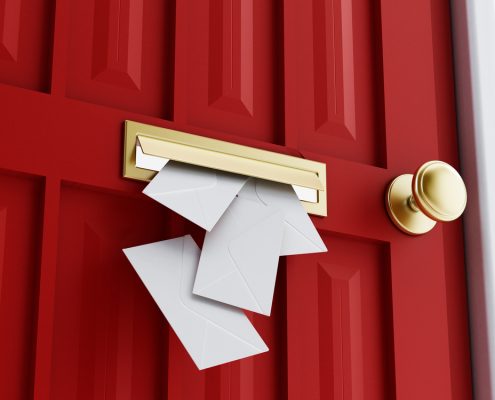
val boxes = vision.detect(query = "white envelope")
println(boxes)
[123,235,268,370]
[250,179,327,256]
[142,161,248,231]
[193,183,285,316]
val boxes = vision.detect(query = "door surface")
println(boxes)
[0,0,472,399]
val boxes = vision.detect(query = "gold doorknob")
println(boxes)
[386,160,467,235]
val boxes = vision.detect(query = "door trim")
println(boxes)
[451,1,495,398]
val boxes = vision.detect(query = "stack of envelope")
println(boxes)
[123,161,326,370]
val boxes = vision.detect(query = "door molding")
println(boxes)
[451,1,495,398]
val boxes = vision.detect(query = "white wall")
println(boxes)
[451,1,495,398]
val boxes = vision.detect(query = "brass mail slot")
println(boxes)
[123,120,327,216]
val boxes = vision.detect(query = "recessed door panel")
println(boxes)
[287,235,394,399]
[284,0,385,166]
[174,0,284,144]
[66,0,174,118]
[0,0,53,92]
[0,172,42,400]
[50,184,174,400]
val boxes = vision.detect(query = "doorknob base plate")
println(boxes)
[386,174,436,235]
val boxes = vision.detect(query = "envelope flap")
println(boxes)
[199,323,268,370]
[143,162,248,231]
[254,180,327,255]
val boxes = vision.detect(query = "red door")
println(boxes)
[0,0,472,399]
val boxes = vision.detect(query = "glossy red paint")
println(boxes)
[0,0,472,399]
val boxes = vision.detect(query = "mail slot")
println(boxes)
[123,120,327,216]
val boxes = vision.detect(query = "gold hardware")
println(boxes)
[123,120,327,216]
[386,160,467,235]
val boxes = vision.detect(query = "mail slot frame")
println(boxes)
[123,120,327,216]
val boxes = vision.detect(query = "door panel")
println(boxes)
[174,0,284,144]
[50,184,173,400]
[284,0,385,165]
[0,172,43,400]
[66,0,174,118]
[287,236,394,400]
[0,0,472,399]
[0,0,53,92]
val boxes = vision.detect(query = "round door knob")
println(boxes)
[386,160,467,235]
